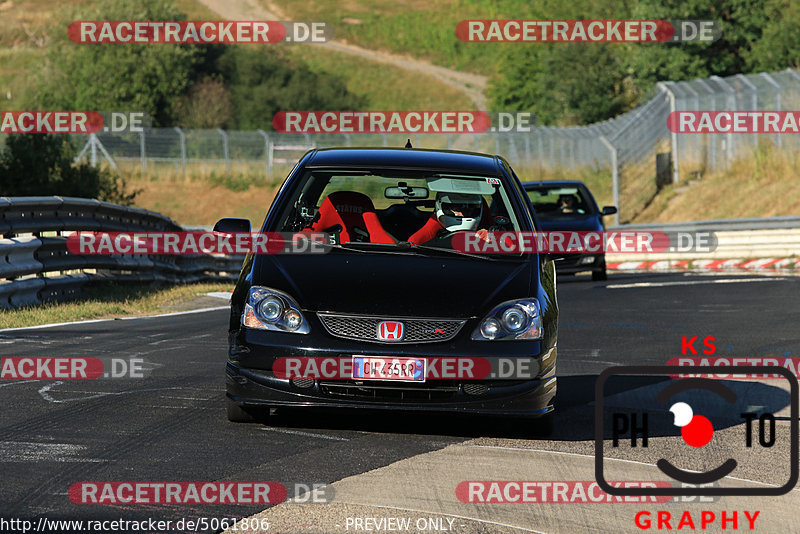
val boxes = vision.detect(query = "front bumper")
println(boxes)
[226,361,556,416]
[554,254,604,274]
[226,325,557,417]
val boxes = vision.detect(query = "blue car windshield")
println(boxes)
[527,186,595,220]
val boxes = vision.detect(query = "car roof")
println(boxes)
[303,147,502,175]
[521,180,587,188]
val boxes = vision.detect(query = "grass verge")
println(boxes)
[0,281,233,329]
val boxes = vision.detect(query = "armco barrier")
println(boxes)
[605,218,800,263]
[2,198,798,307]
[0,197,245,309]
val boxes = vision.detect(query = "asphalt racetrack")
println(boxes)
[1,271,798,533]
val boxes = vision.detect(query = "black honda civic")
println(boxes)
[217,147,558,428]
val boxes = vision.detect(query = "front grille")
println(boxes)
[317,313,465,344]
[319,380,459,401]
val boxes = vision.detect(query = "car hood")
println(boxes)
[253,252,533,317]
[537,214,603,232]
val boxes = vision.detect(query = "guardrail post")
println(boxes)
[599,135,620,226]
[174,127,186,178]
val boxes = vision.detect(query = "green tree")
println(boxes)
[745,0,800,70]
[217,48,364,130]
[490,43,637,125]
[0,135,136,204]
[35,0,202,126]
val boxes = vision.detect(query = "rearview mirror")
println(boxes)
[601,206,618,216]
[213,218,251,233]
[385,185,429,199]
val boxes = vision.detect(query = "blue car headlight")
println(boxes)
[471,298,542,341]
[242,286,310,334]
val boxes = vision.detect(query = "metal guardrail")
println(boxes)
[2,197,798,308]
[607,217,800,262]
[609,215,800,232]
[0,197,245,309]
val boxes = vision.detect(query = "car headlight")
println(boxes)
[242,286,310,334]
[472,298,542,341]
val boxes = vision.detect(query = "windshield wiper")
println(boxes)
[396,241,496,261]
[323,241,411,255]
[325,240,497,260]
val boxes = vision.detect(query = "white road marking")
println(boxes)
[260,428,350,441]
[0,306,229,333]
[0,441,102,463]
[607,277,786,289]
[0,380,39,388]
[38,381,182,403]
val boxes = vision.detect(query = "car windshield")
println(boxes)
[527,185,594,220]
[274,169,524,250]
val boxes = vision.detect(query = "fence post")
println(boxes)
[524,134,531,166]
[711,75,736,168]
[599,135,619,226]
[696,79,717,172]
[256,129,270,178]
[737,74,759,149]
[656,82,680,184]
[174,127,186,178]
[140,129,147,173]
[218,128,230,172]
[760,72,782,148]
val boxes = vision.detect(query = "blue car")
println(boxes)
[522,180,617,281]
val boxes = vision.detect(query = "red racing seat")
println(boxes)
[303,191,395,244]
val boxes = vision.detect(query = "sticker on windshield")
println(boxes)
[486,177,500,185]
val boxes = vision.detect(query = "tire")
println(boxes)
[592,266,607,281]
[537,411,555,436]
[226,397,257,423]
[523,410,554,438]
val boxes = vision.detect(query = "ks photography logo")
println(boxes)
[594,366,798,496]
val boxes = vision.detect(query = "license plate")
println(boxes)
[352,356,426,382]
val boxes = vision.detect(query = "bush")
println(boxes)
[0,134,137,204]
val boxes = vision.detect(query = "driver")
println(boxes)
[435,192,483,232]
[408,192,490,244]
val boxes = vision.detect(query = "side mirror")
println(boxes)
[601,206,618,216]
[213,218,251,233]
